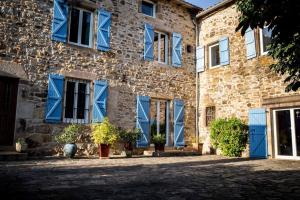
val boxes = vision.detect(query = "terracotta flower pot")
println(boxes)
[154,143,165,152]
[124,142,133,158]
[99,144,110,159]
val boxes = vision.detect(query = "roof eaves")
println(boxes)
[196,0,235,19]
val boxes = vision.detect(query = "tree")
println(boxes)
[235,0,300,91]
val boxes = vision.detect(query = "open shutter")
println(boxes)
[51,0,68,43]
[144,23,154,61]
[97,9,111,51]
[45,74,64,123]
[196,46,205,72]
[172,33,182,67]
[92,81,108,123]
[174,99,184,147]
[245,28,256,59]
[249,108,267,158]
[219,36,229,65]
[136,96,150,148]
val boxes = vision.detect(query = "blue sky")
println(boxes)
[185,0,224,9]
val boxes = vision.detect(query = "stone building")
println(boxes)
[0,0,201,155]
[196,0,300,159]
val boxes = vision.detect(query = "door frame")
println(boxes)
[273,108,300,160]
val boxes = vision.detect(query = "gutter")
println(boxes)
[196,0,235,19]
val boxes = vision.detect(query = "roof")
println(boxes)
[175,0,203,11]
[196,0,235,19]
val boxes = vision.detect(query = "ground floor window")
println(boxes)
[63,78,90,124]
[273,108,300,159]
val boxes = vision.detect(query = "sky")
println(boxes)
[185,0,224,9]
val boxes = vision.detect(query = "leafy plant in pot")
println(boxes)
[118,128,142,157]
[15,138,28,153]
[152,133,166,152]
[55,124,81,158]
[91,117,118,159]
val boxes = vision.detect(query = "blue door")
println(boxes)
[249,108,267,158]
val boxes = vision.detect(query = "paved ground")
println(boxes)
[1,155,300,200]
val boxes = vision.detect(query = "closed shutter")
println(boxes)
[174,99,184,147]
[92,81,108,123]
[144,23,154,61]
[97,9,112,51]
[45,74,64,123]
[249,108,268,158]
[219,36,230,65]
[196,46,205,72]
[245,28,257,59]
[172,32,182,67]
[136,96,150,148]
[51,0,68,43]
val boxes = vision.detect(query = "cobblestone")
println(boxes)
[1,155,300,199]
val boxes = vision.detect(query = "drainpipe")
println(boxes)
[192,18,199,147]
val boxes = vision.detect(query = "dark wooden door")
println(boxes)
[0,76,19,146]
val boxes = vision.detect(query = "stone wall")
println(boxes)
[0,0,197,155]
[197,4,300,156]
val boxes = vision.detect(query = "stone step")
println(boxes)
[0,151,28,161]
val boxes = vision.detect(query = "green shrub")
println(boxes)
[151,133,166,145]
[91,117,118,145]
[55,124,81,144]
[118,128,142,144]
[210,117,248,157]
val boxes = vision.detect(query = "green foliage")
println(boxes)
[151,133,166,145]
[210,118,248,157]
[118,127,142,143]
[16,138,26,145]
[91,117,118,145]
[236,0,300,91]
[55,124,81,144]
[150,121,166,139]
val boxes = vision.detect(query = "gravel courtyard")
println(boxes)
[1,155,300,200]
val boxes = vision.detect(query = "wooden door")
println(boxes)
[0,76,18,146]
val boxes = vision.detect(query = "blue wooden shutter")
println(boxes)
[172,33,182,67]
[249,108,267,158]
[97,9,111,51]
[219,36,229,65]
[51,0,68,43]
[245,28,256,59]
[196,46,205,72]
[136,96,150,147]
[144,23,154,61]
[45,74,64,123]
[174,99,184,147]
[92,81,108,123]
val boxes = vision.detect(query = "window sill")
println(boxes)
[209,65,222,69]
[69,41,92,49]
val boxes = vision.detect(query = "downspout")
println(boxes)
[192,18,199,147]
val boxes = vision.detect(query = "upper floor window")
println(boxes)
[260,27,272,55]
[209,43,220,68]
[69,8,93,48]
[154,31,168,64]
[142,0,156,17]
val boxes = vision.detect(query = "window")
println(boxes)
[154,31,168,64]
[141,0,156,17]
[260,27,272,55]
[206,106,215,126]
[69,8,93,47]
[209,43,220,68]
[64,79,90,124]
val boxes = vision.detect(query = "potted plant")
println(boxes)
[91,117,118,159]
[15,138,28,153]
[55,124,81,158]
[118,128,141,157]
[152,133,166,152]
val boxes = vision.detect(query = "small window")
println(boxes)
[186,45,193,53]
[209,43,220,68]
[206,106,215,126]
[69,8,93,47]
[154,31,168,64]
[64,79,90,124]
[141,1,156,17]
[260,27,272,55]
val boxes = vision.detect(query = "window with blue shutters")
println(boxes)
[174,99,184,147]
[219,37,230,65]
[245,28,257,59]
[97,9,111,51]
[196,46,205,72]
[136,96,150,148]
[172,32,182,67]
[209,43,220,68]
[52,0,68,43]
[144,23,154,61]
[92,80,108,123]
